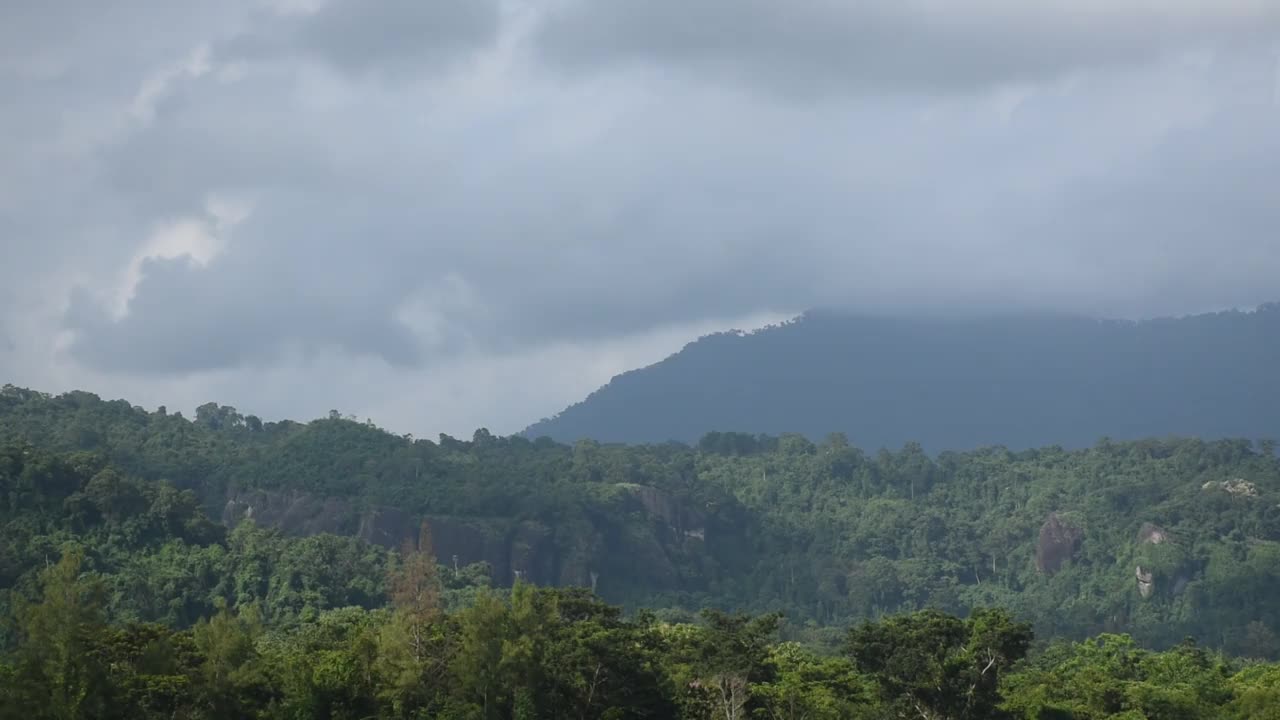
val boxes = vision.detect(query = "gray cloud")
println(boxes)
[1032,101,1280,316]
[222,0,501,77]
[295,0,500,73]
[56,41,1280,373]
[0,303,13,353]
[3,0,1280,435]
[64,253,422,374]
[534,0,1280,95]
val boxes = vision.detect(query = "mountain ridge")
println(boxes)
[524,303,1280,450]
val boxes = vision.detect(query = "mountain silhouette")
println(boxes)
[524,304,1280,451]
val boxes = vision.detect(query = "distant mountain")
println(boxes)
[524,303,1280,451]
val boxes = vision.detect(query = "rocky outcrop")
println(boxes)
[357,505,419,548]
[618,484,707,541]
[1135,522,1170,599]
[424,516,562,586]
[1036,512,1083,575]
[1136,522,1168,545]
[1136,566,1156,598]
[222,489,360,537]
[223,489,567,586]
[220,485,704,593]
[1202,479,1258,497]
[555,541,600,589]
[224,489,426,550]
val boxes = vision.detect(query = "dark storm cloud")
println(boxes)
[534,0,1280,95]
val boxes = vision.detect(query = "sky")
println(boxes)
[3,0,1279,438]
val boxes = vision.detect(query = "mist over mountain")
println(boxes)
[525,304,1280,451]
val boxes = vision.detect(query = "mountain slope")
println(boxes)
[524,304,1280,450]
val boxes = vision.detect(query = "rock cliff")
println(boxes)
[220,485,707,594]
[1036,512,1083,575]
[1135,522,1170,599]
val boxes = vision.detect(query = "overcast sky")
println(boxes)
[3,0,1279,437]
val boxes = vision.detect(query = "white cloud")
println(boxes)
[262,0,324,17]
[110,194,250,320]
[130,45,213,125]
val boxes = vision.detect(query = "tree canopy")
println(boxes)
[2,386,1280,717]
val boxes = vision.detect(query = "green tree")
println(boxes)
[376,523,451,717]
[542,589,677,720]
[752,642,873,720]
[453,590,510,720]
[696,610,782,720]
[7,545,111,720]
[191,600,269,717]
[847,608,1031,720]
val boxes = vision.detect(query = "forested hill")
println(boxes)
[524,303,1280,450]
[3,384,1280,659]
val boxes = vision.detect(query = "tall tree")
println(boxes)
[388,521,443,661]
[377,521,449,716]
[191,600,269,717]
[695,610,781,720]
[847,608,1032,720]
[8,545,110,720]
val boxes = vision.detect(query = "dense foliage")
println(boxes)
[2,385,1280,661]
[526,304,1280,450]
[0,443,496,648]
[3,540,1279,719]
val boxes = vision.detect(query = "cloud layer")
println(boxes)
[536,0,1280,94]
[2,0,1279,436]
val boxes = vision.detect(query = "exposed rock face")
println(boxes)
[1137,522,1168,545]
[1136,566,1156,598]
[222,489,360,536]
[220,484,711,593]
[1202,479,1259,497]
[507,520,558,585]
[425,516,560,586]
[1036,512,1083,575]
[1135,522,1170,599]
[224,489,423,550]
[357,506,418,548]
[619,484,707,540]
[222,489,564,585]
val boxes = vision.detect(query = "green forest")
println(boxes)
[3,384,1280,718]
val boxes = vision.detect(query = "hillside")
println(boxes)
[3,385,1280,660]
[524,304,1280,450]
